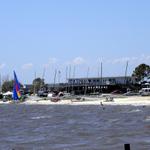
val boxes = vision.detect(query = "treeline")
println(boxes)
[1,78,46,93]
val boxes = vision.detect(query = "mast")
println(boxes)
[84,67,89,95]
[33,71,36,95]
[124,61,129,85]
[68,65,71,93]
[65,66,68,92]
[42,68,46,80]
[100,62,103,93]
[0,73,1,93]
[73,66,76,78]
[53,69,57,90]
[71,66,76,94]
[98,62,100,78]
[58,70,61,84]
[40,68,46,89]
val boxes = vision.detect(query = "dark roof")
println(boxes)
[68,76,133,80]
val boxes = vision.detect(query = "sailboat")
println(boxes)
[13,71,22,101]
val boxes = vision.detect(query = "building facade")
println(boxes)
[23,76,137,95]
[68,76,135,86]
[67,76,136,94]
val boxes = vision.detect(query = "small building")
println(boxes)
[67,76,136,94]
[23,76,137,95]
[68,76,135,86]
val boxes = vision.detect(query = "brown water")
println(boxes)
[0,104,150,150]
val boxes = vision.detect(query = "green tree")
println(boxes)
[132,64,150,81]
[2,80,14,92]
[2,80,23,93]
[32,78,45,94]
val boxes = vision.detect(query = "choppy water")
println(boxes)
[0,104,150,150]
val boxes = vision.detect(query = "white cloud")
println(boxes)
[0,63,6,69]
[49,58,58,64]
[43,57,58,68]
[22,63,33,70]
[111,57,130,64]
[104,55,150,65]
[72,57,86,65]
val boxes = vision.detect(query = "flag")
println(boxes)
[13,71,21,100]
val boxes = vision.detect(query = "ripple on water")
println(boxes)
[0,105,149,150]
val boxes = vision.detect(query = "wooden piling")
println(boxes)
[124,144,130,150]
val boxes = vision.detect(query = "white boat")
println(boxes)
[139,88,150,96]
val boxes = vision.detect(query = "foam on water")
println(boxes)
[31,116,52,120]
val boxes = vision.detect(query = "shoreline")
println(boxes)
[0,96,150,106]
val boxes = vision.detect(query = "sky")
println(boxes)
[0,0,150,84]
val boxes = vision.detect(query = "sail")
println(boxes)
[13,71,21,100]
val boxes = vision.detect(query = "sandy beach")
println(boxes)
[0,96,150,106]
[17,96,150,106]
